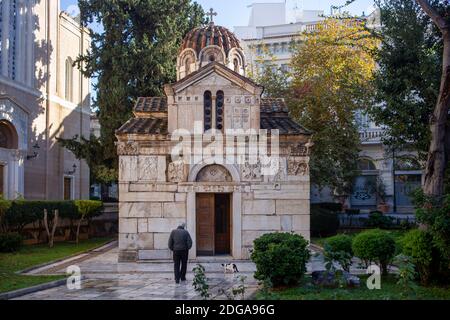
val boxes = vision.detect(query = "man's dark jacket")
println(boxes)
[168,227,193,251]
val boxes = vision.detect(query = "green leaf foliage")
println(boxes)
[370,0,443,157]
[251,232,310,287]
[59,0,205,179]
[352,229,396,275]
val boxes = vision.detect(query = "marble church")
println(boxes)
[116,15,312,261]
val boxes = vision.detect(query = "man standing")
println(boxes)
[168,223,193,284]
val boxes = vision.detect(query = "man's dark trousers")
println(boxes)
[173,250,188,282]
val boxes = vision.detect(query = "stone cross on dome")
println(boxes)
[206,8,217,24]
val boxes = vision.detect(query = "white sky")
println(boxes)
[61,0,376,30]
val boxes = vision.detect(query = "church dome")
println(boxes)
[180,24,242,57]
[177,18,246,80]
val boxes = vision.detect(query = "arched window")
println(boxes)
[0,120,19,149]
[65,58,73,102]
[395,157,421,171]
[204,91,212,131]
[216,91,224,131]
[357,159,377,171]
[185,57,192,75]
[233,58,239,73]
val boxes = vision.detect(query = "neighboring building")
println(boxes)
[116,19,312,261]
[0,0,91,200]
[235,3,422,213]
[234,2,325,74]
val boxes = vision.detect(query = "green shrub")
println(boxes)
[0,199,12,232]
[251,232,310,287]
[4,201,80,233]
[352,229,396,275]
[324,234,353,255]
[345,208,360,215]
[73,200,104,243]
[366,211,394,229]
[0,233,23,252]
[324,234,353,272]
[399,229,434,285]
[413,190,450,284]
[317,202,342,212]
[311,205,339,237]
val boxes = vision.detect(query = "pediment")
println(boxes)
[171,62,263,96]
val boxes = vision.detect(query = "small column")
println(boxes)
[15,0,23,82]
[1,0,11,77]
[25,0,34,87]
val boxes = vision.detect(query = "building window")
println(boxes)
[204,91,212,131]
[394,157,422,207]
[233,58,239,73]
[216,91,224,131]
[351,159,378,208]
[64,176,73,200]
[357,158,377,171]
[65,58,74,102]
[185,56,192,75]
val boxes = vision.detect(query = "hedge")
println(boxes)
[311,204,340,237]
[0,200,103,234]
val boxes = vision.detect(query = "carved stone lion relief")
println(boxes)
[168,161,186,182]
[196,165,232,182]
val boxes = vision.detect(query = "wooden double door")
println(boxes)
[196,193,231,256]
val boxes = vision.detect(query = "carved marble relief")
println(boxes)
[268,158,287,182]
[289,140,313,157]
[196,165,232,182]
[138,156,158,181]
[232,106,250,129]
[287,158,309,176]
[241,160,262,181]
[119,156,138,181]
[117,141,139,155]
[168,161,186,182]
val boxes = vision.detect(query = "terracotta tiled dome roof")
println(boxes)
[180,23,242,56]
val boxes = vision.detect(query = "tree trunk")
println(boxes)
[43,209,59,248]
[50,210,59,248]
[423,33,450,198]
[76,217,83,245]
[415,0,450,199]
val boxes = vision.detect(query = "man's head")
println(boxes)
[178,222,186,229]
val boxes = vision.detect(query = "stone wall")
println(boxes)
[118,150,310,262]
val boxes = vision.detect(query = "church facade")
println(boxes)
[116,20,312,262]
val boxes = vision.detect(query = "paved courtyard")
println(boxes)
[14,242,260,300]
[13,242,369,300]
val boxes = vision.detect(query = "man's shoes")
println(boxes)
[175,280,180,284]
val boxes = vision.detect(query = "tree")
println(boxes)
[289,18,379,195]
[369,0,442,159]
[340,0,450,199]
[414,0,450,198]
[59,1,205,181]
[247,44,291,98]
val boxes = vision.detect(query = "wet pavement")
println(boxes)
[13,243,370,300]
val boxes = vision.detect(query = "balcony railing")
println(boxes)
[359,128,384,143]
